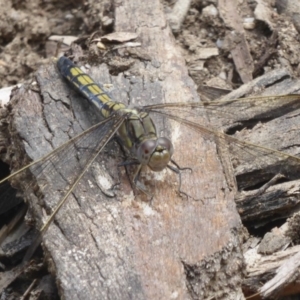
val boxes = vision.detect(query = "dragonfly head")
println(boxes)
[137,137,174,172]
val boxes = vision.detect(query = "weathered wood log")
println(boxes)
[0,0,244,299]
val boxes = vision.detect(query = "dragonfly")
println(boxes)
[1,56,300,263]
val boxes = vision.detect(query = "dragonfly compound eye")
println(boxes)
[137,137,174,172]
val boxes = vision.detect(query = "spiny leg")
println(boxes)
[118,160,153,199]
[167,159,192,199]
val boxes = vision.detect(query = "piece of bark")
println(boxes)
[218,68,292,102]
[232,86,300,221]
[254,0,275,30]
[218,0,254,83]
[0,1,243,299]
[286,211,300,243]
[243,245,300,299]
[257,225,291,255]
[236,179,300,226]
[197,71,300,226]
[202,69,299,131]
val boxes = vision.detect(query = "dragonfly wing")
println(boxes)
[144,94,300,130]
[1,112,124,224]
[25,115,126,262]
[0,62,134,293]
[148,109,300,195]
[146,95,300,180]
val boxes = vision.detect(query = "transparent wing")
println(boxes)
[0,114,124,220]
[21,114,125,262]
[144,94,300,129]
[147,96,300,226]
[147,106,300,191]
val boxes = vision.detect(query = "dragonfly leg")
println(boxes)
[170,159,192,172]
[118,159,140,167]
[132,164,154,199]
[117,161,154,199]
[167,160,192,199]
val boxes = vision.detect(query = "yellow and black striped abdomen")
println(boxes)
[57,56,126,118]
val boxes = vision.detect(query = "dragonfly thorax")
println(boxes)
[136,137,174,171]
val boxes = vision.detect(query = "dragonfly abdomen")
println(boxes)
[57,56,126,118]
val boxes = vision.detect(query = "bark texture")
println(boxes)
[2,0,243,299]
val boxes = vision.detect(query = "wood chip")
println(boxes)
[218,0,254,83]
[197,47,219,59]
[100,32,138,43]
